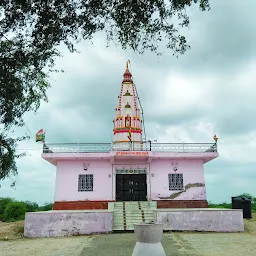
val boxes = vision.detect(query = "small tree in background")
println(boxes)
[3,201,27,222]
[0,197,14,220]
[38,203,53,211]
[236,193,254,201]
[24,201,39,212]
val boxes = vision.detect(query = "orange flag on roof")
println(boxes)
[213,134,219,142]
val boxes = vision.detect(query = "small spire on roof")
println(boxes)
[123,60,133,83]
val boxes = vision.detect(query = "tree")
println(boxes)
[3,201,27,221]
[0,197,14,217]
[0,0,210,183]
[236,193,256,203]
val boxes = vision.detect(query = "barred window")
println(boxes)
[78,174,93,191]
[168,174,184,190]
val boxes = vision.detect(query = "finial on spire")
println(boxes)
[126,59,131,69]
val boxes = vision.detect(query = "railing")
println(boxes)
[43,142,217,154]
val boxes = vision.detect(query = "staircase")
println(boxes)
[112,201,157,231]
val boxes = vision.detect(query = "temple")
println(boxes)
[24,61,244,237]
[42,61,218,209]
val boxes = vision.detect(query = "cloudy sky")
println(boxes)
[1,0,256,205]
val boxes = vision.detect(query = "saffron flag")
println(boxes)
[213,134,218,142]
[127,127,132,142]
[36,129,45,142]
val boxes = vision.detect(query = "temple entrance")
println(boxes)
[116,174,147,201]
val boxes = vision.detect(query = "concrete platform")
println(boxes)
[24,210,113,238]
[24,208,244,237]
[155,208,244,232]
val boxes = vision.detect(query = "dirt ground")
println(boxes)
[0,214,256,256]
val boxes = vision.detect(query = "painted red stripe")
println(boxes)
[123,202,127,231]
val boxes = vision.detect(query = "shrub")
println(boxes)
[208,202,232,209]
[24,201,39,212]
[0,197,14,221]
[3,202,27,222]
[38,203,53,211]
[0,197,14,214]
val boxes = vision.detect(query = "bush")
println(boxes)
[0,197,14,214]
[0,197,54,222]
[24,201,39,212]
[38,203,53,211]
[0,197,14,221]
[3,202,27,222]
[208,202,232,209]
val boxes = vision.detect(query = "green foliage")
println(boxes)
[0,0,210,183]
[209,193,256,212]
[0,197,53,222]
[23,201,39,212]
[0,197,14,214]
[208,202,232,209]
[3,202,27,222]
[0,197,14,220]
[236,193,256,203]
[38,203,53,211]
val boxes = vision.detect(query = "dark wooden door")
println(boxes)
[116,174,147,201]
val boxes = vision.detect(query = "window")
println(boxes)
[168,174,183,190]
[78,174,93,191]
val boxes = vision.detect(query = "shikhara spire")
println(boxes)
[113,61,143,150]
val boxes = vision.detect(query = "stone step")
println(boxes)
[114,205,154,208]
[114,217,154,222]
[114,202,151,205]
[113,219,154,225]
[113,201,156,205]
[114,208,155,212]
[125,215,154,219]
[114,202,149,204]
[114,215,154,220]
[114,215,154,219]
[112,201,156,231]
[114,212,154,217]
[113,216,154,221]
[115,209,154,212]
[114,202,152,206]
[124,206,154,209]
[124,209,155,213]
[114,209,154,213]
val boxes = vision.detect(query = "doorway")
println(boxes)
[116,174,147,201]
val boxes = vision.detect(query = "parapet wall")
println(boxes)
[155,208,244,232]
[24,210,113,238]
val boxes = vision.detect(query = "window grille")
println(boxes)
[78,174,93,191]
[168,174,184,190]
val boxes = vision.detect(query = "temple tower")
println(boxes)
[113,61,143,150]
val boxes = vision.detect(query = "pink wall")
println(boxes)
[55,160,113,201]
[150,159,206,200]
[54,158,206,202]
